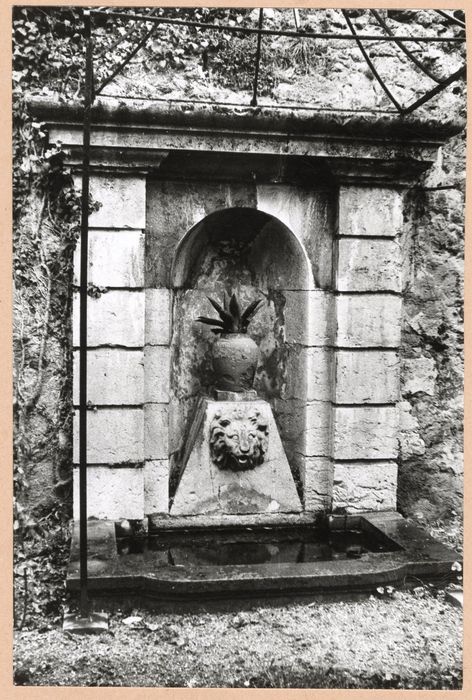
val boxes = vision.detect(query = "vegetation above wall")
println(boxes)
[14,7,465,111]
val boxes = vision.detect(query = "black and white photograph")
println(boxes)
[12,3,465,690]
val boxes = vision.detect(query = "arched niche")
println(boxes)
[169,207,324,503]
[172,207,314,291]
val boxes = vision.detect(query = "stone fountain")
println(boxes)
[30,97,462,603]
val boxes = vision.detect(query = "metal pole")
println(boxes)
[401,65,466,115]
[95,18,161,96]
[435,9,465,29]
[88,9,465,43]
[79,8,93,618]
[370,9,441,84]
[250,9,264,107]
[342,10,404,114]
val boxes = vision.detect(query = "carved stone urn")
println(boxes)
[195,291,264,394]
[212,332,259,392]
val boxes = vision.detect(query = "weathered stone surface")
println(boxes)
[336,294,402,347]
[401,356,437,396]
[55,113,446,169]
[285,347,333,402]
[72,290,144,347]
[73,229,145,288]
[171,399,302,517]
[338,186,403,237]
[255,184,306,239]
[249,219,314,291]
[146,180,257,287]
[398,400,426,459]
[145,288,171,345]
[214,389,257,401]
[144,346,170,403]
[334,406,399,459]
[75,174,146,229]
[73,408,144,464]
[399,135,464,521]
[256,184,334,289]
[211,333,259,393]
[275,399,332,458]
[284,290,335,345]
[73,349,144,405]
[332,461,397,512]
[304,402,333,457]
[306,348,333,402]
[303,457,332,511]
[336,239,401,292]
[72,466,144,520]
[335,350,400,404]
[144,403,169,460]
[144,459,169,514]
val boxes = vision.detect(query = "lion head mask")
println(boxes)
[209,407,269,471]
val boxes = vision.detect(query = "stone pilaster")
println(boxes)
[280,287,335,511]
[143,288,171,514]
[72,174,146,520]
[332,184,404,513]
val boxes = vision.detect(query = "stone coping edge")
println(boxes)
[148,512,321,531]
[66,511,461,601]
[28,96,465,144]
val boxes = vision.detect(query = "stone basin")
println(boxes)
[67,511,460,604]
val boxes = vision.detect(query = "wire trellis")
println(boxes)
[89,7,466,114]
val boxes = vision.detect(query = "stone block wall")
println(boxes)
[331,187,403,513]
[72,174,148,520]
[72,171,412,518]
[69,146,463,521]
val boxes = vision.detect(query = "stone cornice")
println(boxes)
[29,96,465,185]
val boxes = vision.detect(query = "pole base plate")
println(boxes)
[63,612,109,634]
[445,590,463,608]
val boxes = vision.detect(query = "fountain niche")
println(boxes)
[32,97,462,600]
[168,207,324,522]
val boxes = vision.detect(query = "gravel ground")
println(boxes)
[14,588,462,688]
[14,518,463,688]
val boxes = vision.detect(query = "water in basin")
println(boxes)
[116,525,403,566]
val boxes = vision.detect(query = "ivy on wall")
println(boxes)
[13,7,85,626]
